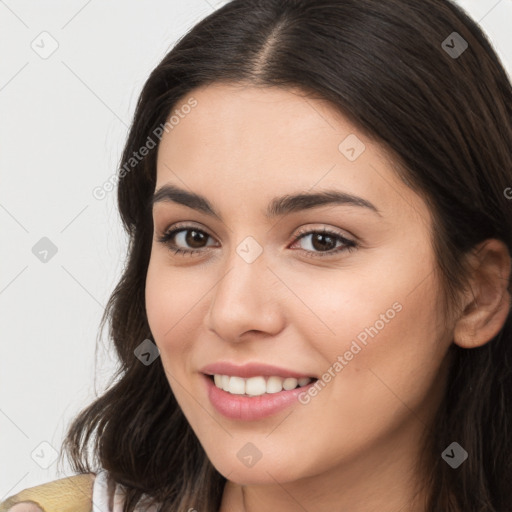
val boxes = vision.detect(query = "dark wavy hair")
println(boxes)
[60,0,512,510]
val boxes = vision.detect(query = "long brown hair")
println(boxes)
[61,1,512,510]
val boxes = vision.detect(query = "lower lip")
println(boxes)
[202,373,317,421]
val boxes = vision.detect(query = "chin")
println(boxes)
[207,450,309,485]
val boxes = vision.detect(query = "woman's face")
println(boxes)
[145,83,453,487]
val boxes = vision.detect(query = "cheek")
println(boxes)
[287,245,446,408]
[315,240,443,365]
[287,285,447,471]
[145,260,170,339]
[145,262,199,414]
[145,259,187,355]
[145,257,211,370]
[324,276,446,432]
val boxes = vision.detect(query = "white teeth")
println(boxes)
[245,376,266,396]
[229,376,246,395]
[282,377,298,390]
[266,376,284,394]
[211,374,313,396]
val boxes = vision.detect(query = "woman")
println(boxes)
[2,0,511,510]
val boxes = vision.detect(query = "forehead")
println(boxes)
[154,83,431,227]
[158,83,362,163]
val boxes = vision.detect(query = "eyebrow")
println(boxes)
[150,184,381,219]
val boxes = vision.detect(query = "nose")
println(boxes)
[204,248,286,343]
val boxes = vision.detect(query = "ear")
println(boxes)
[453,239,511,349]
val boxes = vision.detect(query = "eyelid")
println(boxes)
[156,220,217,240]
[157,221,358,259]
[292,223,354,241]
[158,221,353,242]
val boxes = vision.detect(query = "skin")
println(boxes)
[145,83,511,512]
[7,504,43,512]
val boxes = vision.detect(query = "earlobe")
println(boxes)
[453,239,511,349]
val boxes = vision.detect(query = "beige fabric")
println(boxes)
[0,474,95,512]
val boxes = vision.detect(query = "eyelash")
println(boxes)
[156,223,358,259]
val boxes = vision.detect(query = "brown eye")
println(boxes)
[182,229,209,249]
[157,225,217,255]
[289,228,357,258]
[308,232,338,251]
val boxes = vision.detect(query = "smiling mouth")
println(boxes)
[205,373,318,397]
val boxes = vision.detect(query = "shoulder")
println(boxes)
[0,473,96,512]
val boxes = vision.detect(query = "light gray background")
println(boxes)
[1,0,510,499]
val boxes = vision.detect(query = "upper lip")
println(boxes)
[200,362,316,379]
